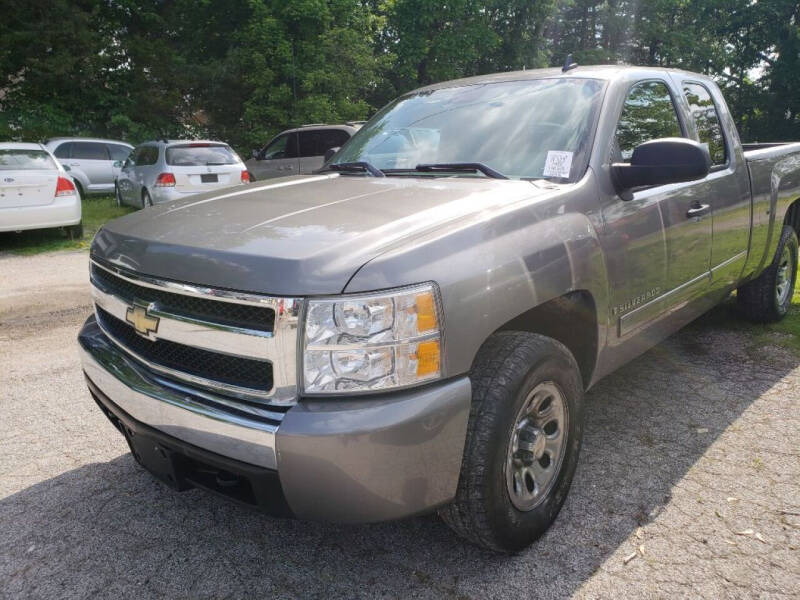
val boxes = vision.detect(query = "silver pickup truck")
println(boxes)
[78,65,800,553]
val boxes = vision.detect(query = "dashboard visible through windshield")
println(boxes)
[332,78,605,181]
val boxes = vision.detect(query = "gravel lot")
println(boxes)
[1,250,798,599]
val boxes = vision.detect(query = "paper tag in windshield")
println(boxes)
[543,151,573,178]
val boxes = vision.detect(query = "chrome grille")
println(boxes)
[96,306,274,392]
[91,263,275,332]
[89,259,300,405]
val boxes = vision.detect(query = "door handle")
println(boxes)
[686,203,711,220]
[68,162,80,166]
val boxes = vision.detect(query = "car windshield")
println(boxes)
[0,149,56,171]
[166,144,238,166]
[333,78,605,180]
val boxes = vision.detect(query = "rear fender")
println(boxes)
[746,147,800,275]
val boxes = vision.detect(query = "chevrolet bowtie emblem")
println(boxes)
[126,304,160,338]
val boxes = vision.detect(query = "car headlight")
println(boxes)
[302,283,442,394]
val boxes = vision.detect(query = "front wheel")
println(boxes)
[439,332,584,553]
[115,184,123,207]
[738,225,798,322]
[142,189,153,208]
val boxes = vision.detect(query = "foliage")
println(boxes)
[0,0,799,152]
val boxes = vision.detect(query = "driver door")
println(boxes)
[249,133,299,180]
[604,79,712,337]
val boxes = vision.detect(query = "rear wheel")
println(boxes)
[439,332,584,553]
[142,189,153,208]
[737,225,798,322]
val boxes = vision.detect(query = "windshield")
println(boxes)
[333,78,605,180]
[166,144,239,166]
[0,149,57,171]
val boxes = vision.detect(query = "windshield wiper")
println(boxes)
[327,161,385,177]
[409,163,508,179]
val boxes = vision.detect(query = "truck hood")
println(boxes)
[92,174,550,295]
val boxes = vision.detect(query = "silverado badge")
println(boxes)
[126,304,159,338]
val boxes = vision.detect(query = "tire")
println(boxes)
[439,331,584,553]
[115,184,123,207]
[74,181,84,202]
[737,225,798,322]
[67,221,84,240]
[142,189,153,208]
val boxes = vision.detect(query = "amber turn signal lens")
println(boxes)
[415,291,438,333]
[415,340,441,377]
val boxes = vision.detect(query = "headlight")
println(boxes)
[302,283,442,394]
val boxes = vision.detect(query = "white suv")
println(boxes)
[114,140,250,208]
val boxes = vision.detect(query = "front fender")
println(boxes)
[344,177,609,378]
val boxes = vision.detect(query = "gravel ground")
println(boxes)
[1,250,798,599]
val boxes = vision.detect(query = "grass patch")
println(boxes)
[0,195,135,255]
[691,267,800,356]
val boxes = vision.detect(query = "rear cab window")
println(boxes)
[614,80,683,162]
[0,149,57,170]
[682,83,727,166]
[166,144,239,166]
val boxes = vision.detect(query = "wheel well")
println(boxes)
[785,198,800,235]
[495,290,598,389]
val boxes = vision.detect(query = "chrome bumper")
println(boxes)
[80,315,472,522]
[79,317,280,469]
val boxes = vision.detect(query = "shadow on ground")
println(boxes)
[2,302,798,599]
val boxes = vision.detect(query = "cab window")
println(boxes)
[137,146,159,166]
[107,143,132,162]
[683,83,727,165]
[298,129,350,158]
[53,143,72,159]
[71,142,110,160]
[614,81,682,162]
[261,133,299,160]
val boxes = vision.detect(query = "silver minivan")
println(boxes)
[115,140,250,208]
[45,138,133,198]
[245,124,359,180]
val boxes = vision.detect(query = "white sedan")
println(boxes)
[0,142,82,238]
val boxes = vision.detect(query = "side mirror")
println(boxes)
[324,146,340,163]
[252,149,260,160]
[612,138,711,196]
[63,165,71,172]
[112,160,123,168]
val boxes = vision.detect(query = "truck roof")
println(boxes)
[415,64,715,93]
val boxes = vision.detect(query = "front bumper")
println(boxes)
[79,316,471,522]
